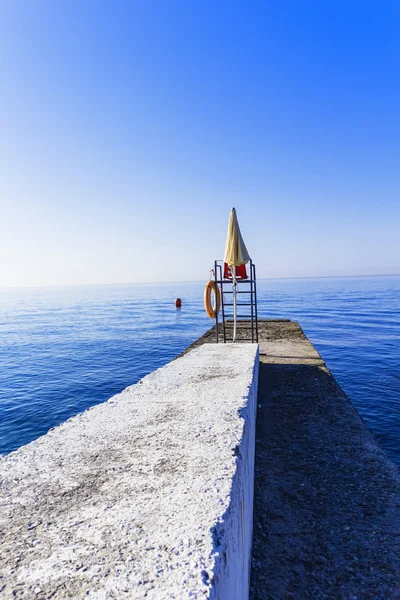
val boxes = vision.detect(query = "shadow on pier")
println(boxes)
[251,357,400,600]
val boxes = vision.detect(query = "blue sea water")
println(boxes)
[0,276,399,465]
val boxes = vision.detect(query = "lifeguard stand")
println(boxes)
[213,259,258,343]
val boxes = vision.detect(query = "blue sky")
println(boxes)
[1,1,399,286]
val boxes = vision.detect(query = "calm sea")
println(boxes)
[0,276,399,465]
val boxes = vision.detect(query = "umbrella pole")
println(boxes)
[232,269,237,342]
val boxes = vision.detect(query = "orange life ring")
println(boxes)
[204,280,221,319]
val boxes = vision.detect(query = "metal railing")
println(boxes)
[213,259,258,343]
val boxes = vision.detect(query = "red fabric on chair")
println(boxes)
[223,262,248,280]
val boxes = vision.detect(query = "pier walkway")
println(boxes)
[191,320,400,600]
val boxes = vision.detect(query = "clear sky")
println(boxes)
[1,1,399,287]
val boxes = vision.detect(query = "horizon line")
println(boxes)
[0,272,399,291]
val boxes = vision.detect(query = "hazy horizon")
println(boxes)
[1,272,399,292]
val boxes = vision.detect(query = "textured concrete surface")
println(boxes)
[0,343,259,600]
[251,321,400,600]
[191,320,400,599]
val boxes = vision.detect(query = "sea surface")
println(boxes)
[0,276,399,465]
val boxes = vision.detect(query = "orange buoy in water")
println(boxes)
[175,298,182,308]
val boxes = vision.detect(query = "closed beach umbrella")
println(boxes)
[224,208,250,341]
[224,208,250,268]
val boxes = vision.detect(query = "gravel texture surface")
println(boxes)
[252,321,400,600]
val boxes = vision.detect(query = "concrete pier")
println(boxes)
[187,320,400,599]
[252,321,400,600]
[0,344,259,599]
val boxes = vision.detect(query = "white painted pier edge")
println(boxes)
[0,343,259,600]
[210,346,259,600]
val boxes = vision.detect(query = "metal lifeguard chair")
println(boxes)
[212,259,258,343]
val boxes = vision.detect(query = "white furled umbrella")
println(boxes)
[223,208,250,341]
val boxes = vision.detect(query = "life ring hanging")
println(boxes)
[204,280,221,319]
